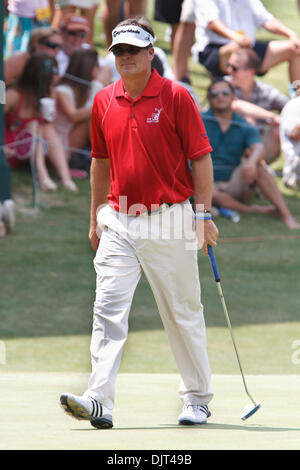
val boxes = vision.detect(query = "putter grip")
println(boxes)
[207,245,220,282]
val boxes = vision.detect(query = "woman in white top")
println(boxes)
[54,48,103,165]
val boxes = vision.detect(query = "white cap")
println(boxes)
[108,25,155,51]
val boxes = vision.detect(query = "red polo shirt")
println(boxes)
[91,69,212,213]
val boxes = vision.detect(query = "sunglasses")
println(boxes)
[210,89,232,98]
[66,30,87,38]
[226,62,248,72]
[112,46,149,56]
[41,40,62,50]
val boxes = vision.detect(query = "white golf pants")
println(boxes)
[84,201,213,412]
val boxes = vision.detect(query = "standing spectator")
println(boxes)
[59,17,219,429]
[202,78,300,229]
[4,52,77,192]
[5,0,52,58]
[51,1,99,44]
[153,0,183,51]
[5,26,63,86]
[54,48,103,171]
[280,94,300,191]
[193,0,300,83]
[226,47,289,164]
[101,0,147,49]
[172,0,196,83]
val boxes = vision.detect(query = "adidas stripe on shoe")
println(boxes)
[178,404,211,425]
[60,393,113,429]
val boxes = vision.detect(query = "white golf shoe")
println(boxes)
[60,393,113,429]
[178,404,211,425]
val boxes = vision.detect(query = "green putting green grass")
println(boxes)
[0,373,299,450]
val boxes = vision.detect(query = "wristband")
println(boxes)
[195,215,212,221]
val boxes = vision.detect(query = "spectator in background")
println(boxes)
[0,157,16,237]
[56,13,90,75]
[5,26,63,86]
[172,0,196,83]
[101,0,147,49]
[5,0,52,58]
[226,47,289,164]
[4,52,77,192]
[280,94,300,191]
[54,48,103,174]
[193,0,300,84]
[153,0,183,51]
[202,78,300,229]
[51,1,99,44]
[56,13,112,85]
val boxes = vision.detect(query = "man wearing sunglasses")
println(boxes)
[225,48,289,166]
[193,0,300,84]
[57,13,90,75]
[202,78,299,229]
[60,17,219,429]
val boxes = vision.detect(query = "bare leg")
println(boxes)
[127,0,147,16]
[260,127,281,164]
[260,40,300,83]
[256,162,300,229]
[80,4,99,44]
[213,187,275,214]
[173,22,195,81]
[51,6,76,29]
[41,123,77,190]
[69,120,91,153]
[101,0,122,50]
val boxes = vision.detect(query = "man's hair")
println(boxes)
[233,47,262,73]
[207,77,235,99]
[116,17,155,46]
[28,27,60,53]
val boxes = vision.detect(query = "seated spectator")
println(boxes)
[5,0,52,58]
[280,94,300,190]
[5,26,63,86]
[226,48,289,164]
[56,13,112,85]
[202,78,300,229]
[4,52,77,192]
[54,48,103,172]
[193,0,300,84]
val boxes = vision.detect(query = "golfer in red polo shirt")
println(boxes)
[60,17,219,429]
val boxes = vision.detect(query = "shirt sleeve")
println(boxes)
[194,0,219,28]
[243,119,262,148]
[174,85,213,160]
[90,97,109,159]
[250,0,274,28]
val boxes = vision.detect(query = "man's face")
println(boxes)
[226,53,252,87]
[62,29,87,55]
[113,44,154,78]
[209,82,234,113]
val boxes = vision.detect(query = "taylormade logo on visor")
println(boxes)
[109,25,155,50]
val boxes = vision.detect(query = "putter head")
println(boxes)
[241,403,261,420]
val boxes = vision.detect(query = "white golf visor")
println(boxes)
[108,25,155,51]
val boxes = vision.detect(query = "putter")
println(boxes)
[207,245,261,420]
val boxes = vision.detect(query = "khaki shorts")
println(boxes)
[214,164,256,202]
[180,0,196,23]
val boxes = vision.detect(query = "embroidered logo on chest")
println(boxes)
[146,108,162,123]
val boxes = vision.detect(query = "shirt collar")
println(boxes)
[115,68,162,99]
